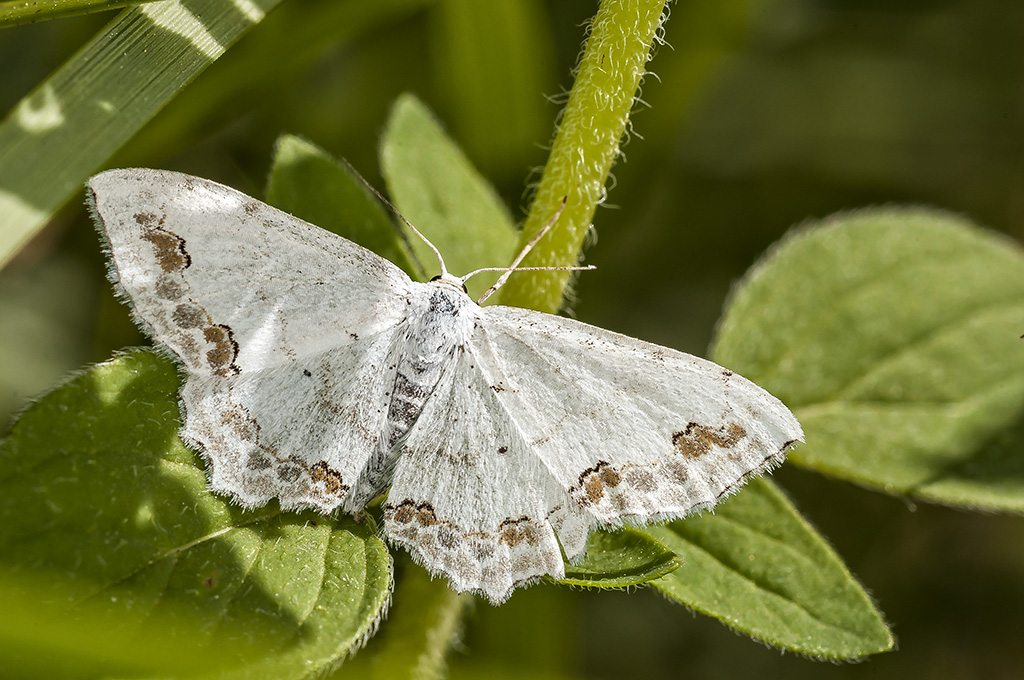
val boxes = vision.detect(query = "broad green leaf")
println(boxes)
[333,561,469,680]
[0,0,161,28]
[0,0,281,270]
[713,208,1024,511]
[558,528,678,589]
[496,0,670,312]
[650,478,893,658]
[0,350,392,679]
[379,93,518,300]
[429,0,554,176]
[266,134,422,279]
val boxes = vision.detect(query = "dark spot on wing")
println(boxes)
[416,502,439,526]
[220,405,260,441]
[392,499,416,524]
[672,422,747,459]
[499,516,540,546]
[172,303,206,329]
[203,323,240,375]
[388,499,441,527]
[497,446,508,454]
[246,452,271,470]
[155,277,183,300]
[137,215,191,272]
[276,464,302,482]
[574,460,622,505]
[309,461,346,495]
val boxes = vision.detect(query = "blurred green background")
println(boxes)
[2,0,1023,677]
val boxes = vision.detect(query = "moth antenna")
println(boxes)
[467,197,588,304]
[340,157,448,276]
[471,265,595,305]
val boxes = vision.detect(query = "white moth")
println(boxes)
[88,168,802,603]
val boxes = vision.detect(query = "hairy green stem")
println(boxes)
[496,0,669,312]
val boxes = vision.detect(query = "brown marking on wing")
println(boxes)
[623,466,658,493]
[172,303,206,329]
[392,499,416,524]
[499,517,540,547]
[672,422,747,459]
[203,323,240,375]
[155,276,184,300]
[575,460,623,506]
[275,464,302,482]
[136,213,192,273]
[309,461,346,495]
[220,404,260,441]
[416,503,439,527]
[246,452,272,470]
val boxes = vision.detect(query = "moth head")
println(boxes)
[430,272,470,295]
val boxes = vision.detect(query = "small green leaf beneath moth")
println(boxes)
[557,527,679,589]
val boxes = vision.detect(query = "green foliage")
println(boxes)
[650,479,892,658]
[0,0,283,269]
[496,0,670,312]
[0,351,392,678]
[0,0,162,28]
[334,562,469,680]
[380,93,519,299]
[713,209,1024,511]
[5,0,1024,677]
[558,528,679,588]
[430,0,555,177]
[266,134,421,278]
[0,254,98,428]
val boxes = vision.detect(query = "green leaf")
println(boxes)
[713,207,1024,512]
[266,134,422,279]
[0,0,281,270]
[496,0,670,312]
[558,527,679,589]
[0,350,392,679]
[379,93,518,300]
[0,0,161,28]
[332,561,469,680]
[650,478,893,658]
[429,0,554,176]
